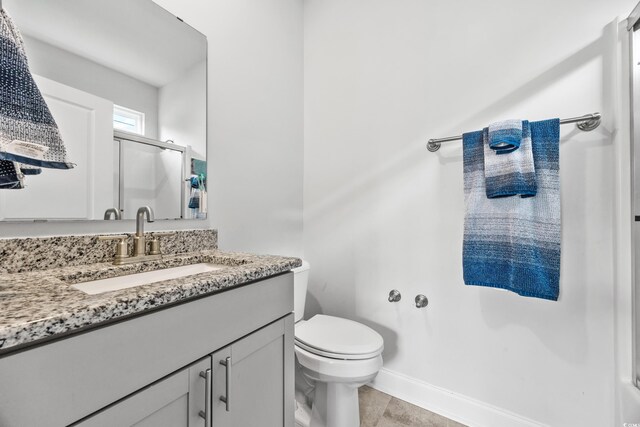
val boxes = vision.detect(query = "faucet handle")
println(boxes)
[148,232,174,256]
[98,235,130,262]
[152,232,175,237]
[98,234,128,240]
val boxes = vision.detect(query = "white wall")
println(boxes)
[303,1,637,426]
[154,0,304,256]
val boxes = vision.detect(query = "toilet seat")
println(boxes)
[295,315,384,360]
[294,345,383,383]
[295,340,383,360]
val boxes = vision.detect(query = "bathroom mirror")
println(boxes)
[0,0,207,221]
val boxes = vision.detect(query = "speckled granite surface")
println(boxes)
[0,229,218,274]
[0,231,301,353]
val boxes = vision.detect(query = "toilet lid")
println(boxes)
[295,315,384,360]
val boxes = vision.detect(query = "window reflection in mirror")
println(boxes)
[114,106,146,136]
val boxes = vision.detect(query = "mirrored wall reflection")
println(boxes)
[1,0,207,221]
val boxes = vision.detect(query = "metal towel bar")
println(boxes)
[426,112,601,152]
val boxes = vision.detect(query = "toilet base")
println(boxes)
[294,379,366,427]
[294,341,383,427]
[309,381,360,427]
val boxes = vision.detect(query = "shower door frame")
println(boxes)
[629,6,640,389]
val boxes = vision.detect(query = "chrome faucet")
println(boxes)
[99,206,173,265]
[134,206,154,257]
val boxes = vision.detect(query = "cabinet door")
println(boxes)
[212,314,294,427]
[74,357,211,427]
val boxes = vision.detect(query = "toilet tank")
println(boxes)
[291,260,310,322]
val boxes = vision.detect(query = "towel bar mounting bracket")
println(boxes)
[575,115,601,132]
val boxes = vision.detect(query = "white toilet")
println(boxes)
[292,261,384,427]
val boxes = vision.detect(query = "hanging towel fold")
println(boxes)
[462,119,561,301]
[483,120,537,198]
[0,9,74,170]
[20,165,41,175]
[0,160,23,188]
[488,119,523,153]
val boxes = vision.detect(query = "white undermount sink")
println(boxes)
[70,263,227,295]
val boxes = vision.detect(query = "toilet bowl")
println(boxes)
[292,262,384,427]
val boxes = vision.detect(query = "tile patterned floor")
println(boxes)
[358,386,467,427]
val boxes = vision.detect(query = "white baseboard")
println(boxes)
[369,368,546,427]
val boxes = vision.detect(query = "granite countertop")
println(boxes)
[0,249,302,354]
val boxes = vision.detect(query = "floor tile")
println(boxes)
[357,386,467,427]
[359,386,392,427]
[379,397,451,427]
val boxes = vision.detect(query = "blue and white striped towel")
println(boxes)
[488,119,522,153]
[462,119,561,301]
[483,120,537,198]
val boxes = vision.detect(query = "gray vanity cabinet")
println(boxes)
[75,357,211,427]
[212,315,294,427]
[74,315,295,427]
[0,273,294,427]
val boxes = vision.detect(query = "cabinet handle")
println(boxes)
[199,369,212,427]
[219,357,231,412]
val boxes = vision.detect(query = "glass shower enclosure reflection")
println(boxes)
[115,132,191,220]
